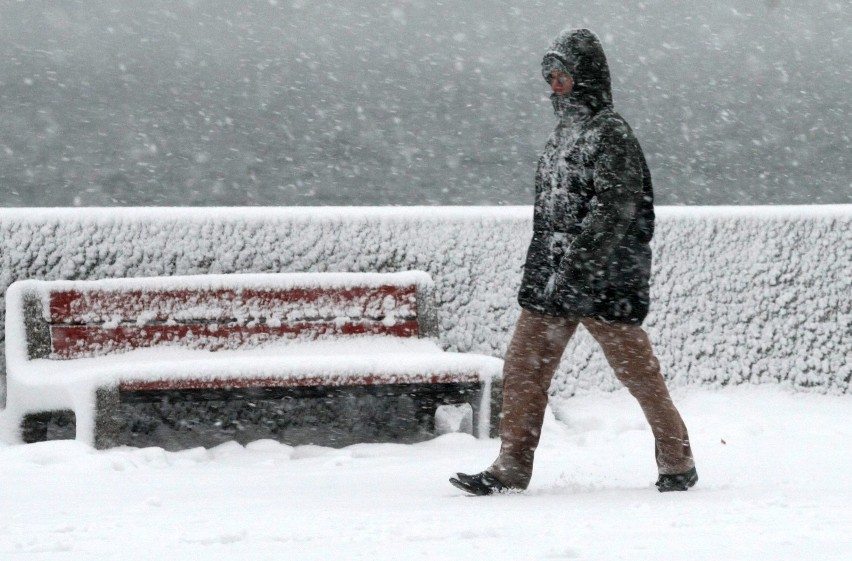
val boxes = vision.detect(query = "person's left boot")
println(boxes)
[655,467,698,492]
[449,471,513,496]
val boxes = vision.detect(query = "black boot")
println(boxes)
[449,471,510,496]
[655,467,698,492]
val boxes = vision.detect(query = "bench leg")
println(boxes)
[21,410,78,443]
[21,412,52,443]
[467,379,504,439]
[465,379,499,439]
[95,387,120,449]
[489,379,503,439]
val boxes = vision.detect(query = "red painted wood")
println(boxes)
[119,372,483,392]
[49,285,417,324]
[50,320,421,359]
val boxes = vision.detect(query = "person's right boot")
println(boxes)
[449,471,513,496]
[655,467,698,492]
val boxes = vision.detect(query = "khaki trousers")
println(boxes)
[488,309,694,489]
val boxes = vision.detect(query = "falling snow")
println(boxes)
[0,0,849,207]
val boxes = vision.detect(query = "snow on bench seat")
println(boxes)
[2,273,503,448]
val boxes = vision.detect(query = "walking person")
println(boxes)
[450,28,697,495]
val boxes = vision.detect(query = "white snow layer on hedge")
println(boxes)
[1,205,849,405]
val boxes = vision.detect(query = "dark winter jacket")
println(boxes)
[517,29,655,325]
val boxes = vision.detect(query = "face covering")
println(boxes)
[551,93,592,123]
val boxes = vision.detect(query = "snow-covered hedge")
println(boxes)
[1,205,849,406]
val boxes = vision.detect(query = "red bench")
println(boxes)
[4,272,503,448]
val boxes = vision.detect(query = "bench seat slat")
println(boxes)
[49,285,417,324]
[119,372,484,392]
[50,321,421,358]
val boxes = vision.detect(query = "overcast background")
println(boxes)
[0,0,849,207]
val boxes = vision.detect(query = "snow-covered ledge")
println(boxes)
[1,205,850,405]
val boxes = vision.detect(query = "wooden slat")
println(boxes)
[49,320,420,359]
[48,285,417,324]
[119,372,483,392]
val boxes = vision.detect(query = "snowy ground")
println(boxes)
[1,385,849,560]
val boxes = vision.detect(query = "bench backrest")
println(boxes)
[9,272,437,360]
